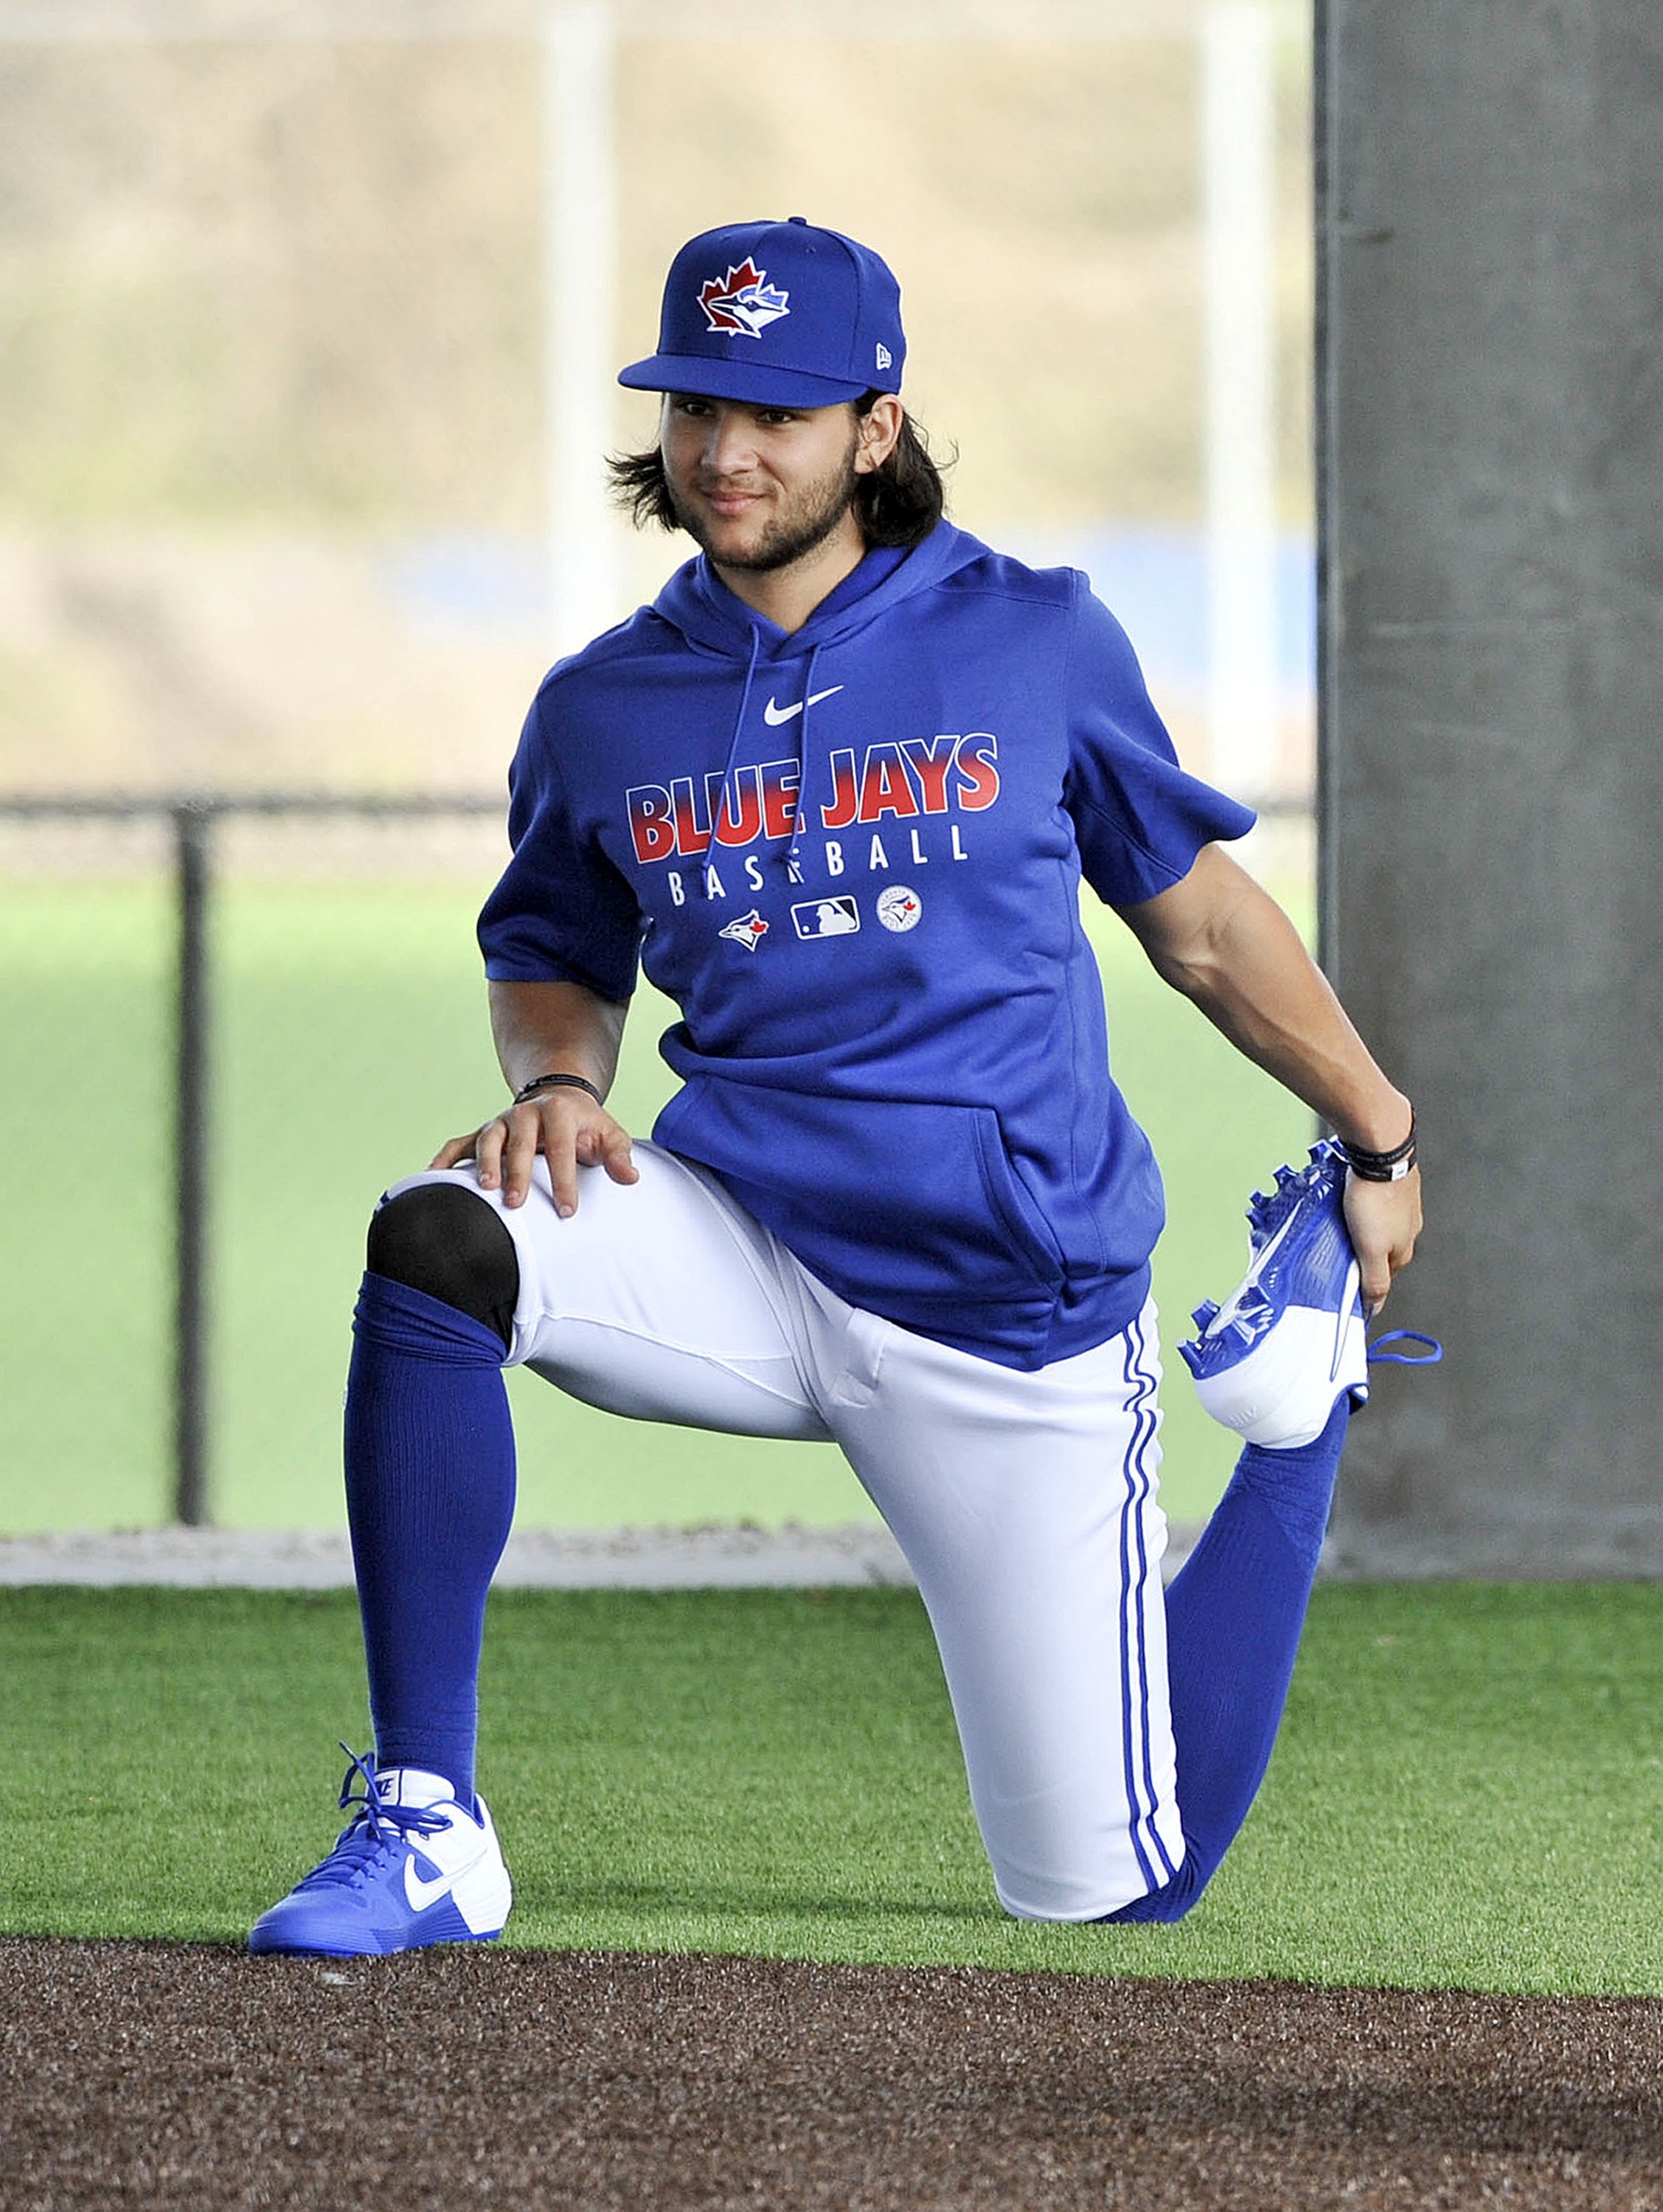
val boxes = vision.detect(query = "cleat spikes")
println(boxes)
[1183,1138,1370,1449]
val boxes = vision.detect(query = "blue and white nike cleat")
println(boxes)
[1178,1138,1440,1451]
[249,1748,512,1958]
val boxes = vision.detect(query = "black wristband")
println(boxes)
[513,1071,603,1107]
[1341,1112,1417,1183]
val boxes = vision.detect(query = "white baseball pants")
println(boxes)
[392,1140,1187,1921]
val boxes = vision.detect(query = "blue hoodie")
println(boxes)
[479,521,1254,1371]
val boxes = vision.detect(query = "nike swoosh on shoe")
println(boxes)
[403,1853,466,1911]
[1204,1205,1302,1338]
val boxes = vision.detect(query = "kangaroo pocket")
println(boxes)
[653,1075,1066,1315]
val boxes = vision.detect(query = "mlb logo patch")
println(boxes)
[791,896,860,939]
[698,260,791,338]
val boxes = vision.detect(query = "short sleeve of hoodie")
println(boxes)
[1063,575,1257,907]
[476,689,643,1000]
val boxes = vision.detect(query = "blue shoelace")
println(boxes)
[292,1745,450,1893]
[1367,1329,1442,1366]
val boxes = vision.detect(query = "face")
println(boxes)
[659,394,895,574]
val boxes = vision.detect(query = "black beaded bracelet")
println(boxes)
[1341,1113,1417,1183]
[513,1071,603,1107]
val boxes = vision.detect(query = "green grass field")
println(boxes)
[0,870,1309,1534]
[4,1580,1661,1995]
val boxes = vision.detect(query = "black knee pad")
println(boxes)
[366,1183,519,1351]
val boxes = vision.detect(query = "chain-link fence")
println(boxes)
[1,794,501,1527]
[0,794,1313,1537]
[2,794,933,1534]
[1,0,1316,1533]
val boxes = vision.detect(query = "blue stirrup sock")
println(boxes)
[344,1271,516,1808]
[1108,1394,1350,1924]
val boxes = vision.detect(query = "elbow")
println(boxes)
[1145,944,1222,1006]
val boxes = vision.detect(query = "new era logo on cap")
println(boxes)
[698,260,791,338]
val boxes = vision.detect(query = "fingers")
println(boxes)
[598,1119,639,1186]
[503,1103,560,1213]
[459,1096,634,1218]
[1344,1168,1423,1321]
[472,1116,509,1192]
[1356,1218,1398,1319]
[464,1111,523,1200]
[432,1095,635,1217]
[563,1108,637,1203]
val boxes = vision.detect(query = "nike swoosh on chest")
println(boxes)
[763,686,844,726]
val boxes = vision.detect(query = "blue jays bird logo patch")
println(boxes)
[719,908,770,950]
[876,886,922,933]
[698,260,791,338]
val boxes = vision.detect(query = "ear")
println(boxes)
[852,394,905,476]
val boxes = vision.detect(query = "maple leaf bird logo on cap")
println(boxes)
[698,260,791,338]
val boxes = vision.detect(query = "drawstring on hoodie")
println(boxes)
[704,624,764,897]
[787,642,823,875]
[704,629,823,891]
[665,535,924,895]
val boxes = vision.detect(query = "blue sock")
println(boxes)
[1108,1395,1350,1923]
[344,1271,516,1806]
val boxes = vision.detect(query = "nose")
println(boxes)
[703,406,760,477]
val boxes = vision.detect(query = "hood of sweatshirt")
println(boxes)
[651,522,980,661]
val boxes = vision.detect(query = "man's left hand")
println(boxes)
[1343,1166,1422,1318]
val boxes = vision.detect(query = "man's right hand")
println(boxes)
[431,1090,639,1219]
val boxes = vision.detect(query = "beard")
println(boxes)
[667,438,862,572]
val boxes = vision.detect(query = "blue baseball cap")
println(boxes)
[618,217,906,408]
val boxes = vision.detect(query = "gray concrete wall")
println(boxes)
[1317,2,1663,1575]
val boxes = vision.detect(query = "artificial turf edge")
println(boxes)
[3,1580,1660,1996]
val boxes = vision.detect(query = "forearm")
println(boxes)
[1119,846,1420,1310]
[1121,848,1410,1152]
[1167,906,1408,1150]
[487,979,630,1102]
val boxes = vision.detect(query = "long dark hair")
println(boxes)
[607,392,948,550]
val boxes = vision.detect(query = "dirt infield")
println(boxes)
[3,1941,1662,2211]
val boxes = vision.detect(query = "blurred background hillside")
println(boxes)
[0,0,1316,1535]
[0,0,1313,799]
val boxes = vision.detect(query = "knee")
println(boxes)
[366,1182,519,1351]
[1100,1858,1207,1926]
